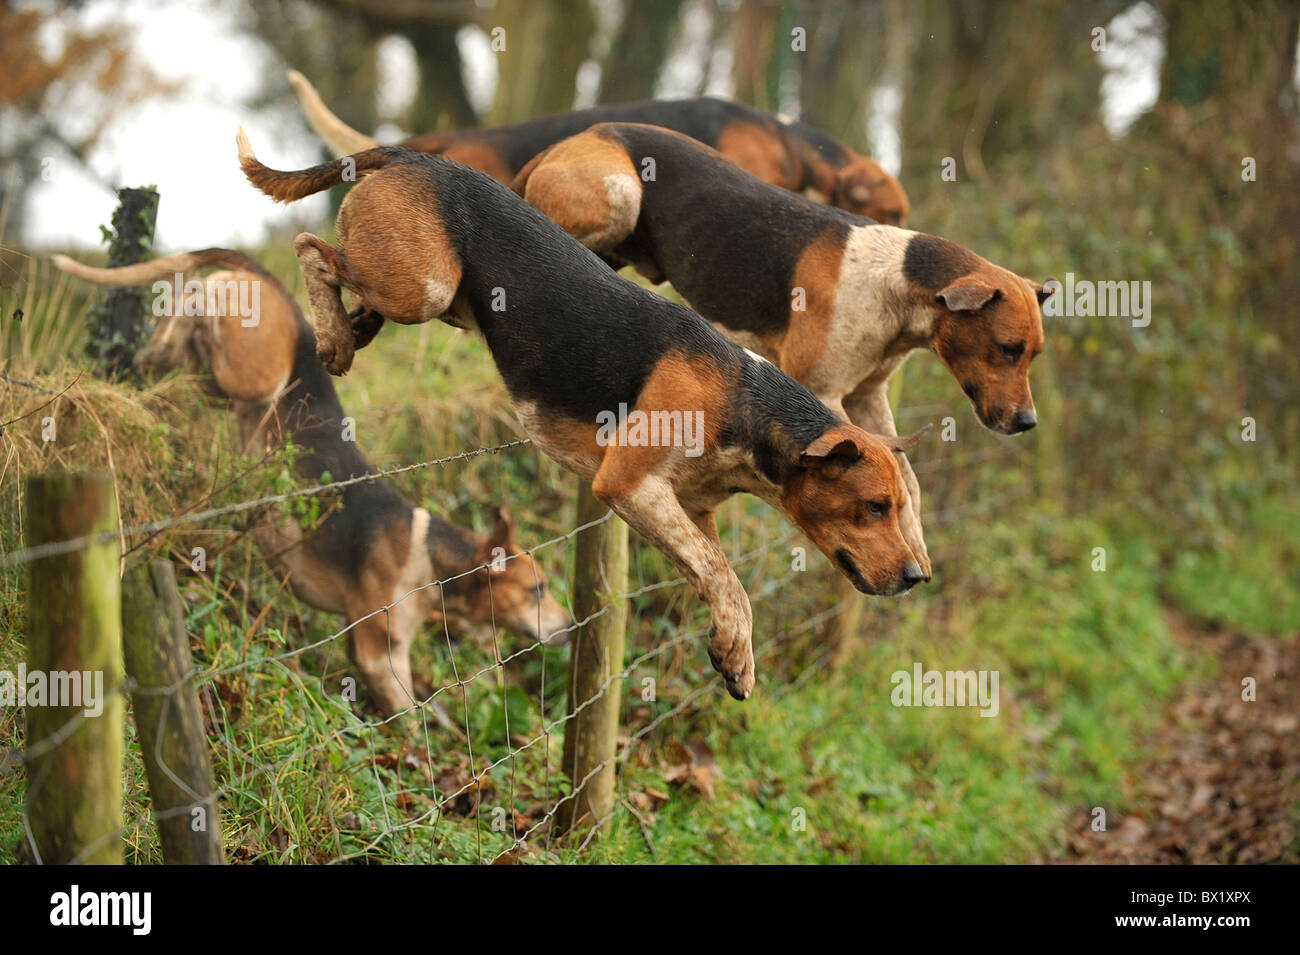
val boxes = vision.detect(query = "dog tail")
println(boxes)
[237,127,400,203]
[287,69,380,157]
[51,248,274,287]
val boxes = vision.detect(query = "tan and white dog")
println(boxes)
[512,123,1055,577]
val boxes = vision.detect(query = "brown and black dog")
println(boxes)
[236,133,930,701]
[288,70,909,225]
[53,248,571,717]
[512,123,1056,577]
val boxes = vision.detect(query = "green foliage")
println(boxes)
[269,439,328,530]
[1163,487,1300,637]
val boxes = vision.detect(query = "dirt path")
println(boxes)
[1054,613,1299,864]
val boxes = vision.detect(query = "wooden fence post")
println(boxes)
[23,472,124,864]
[122,560,225,864]
[558,481,628,833]
[85,185,159,379]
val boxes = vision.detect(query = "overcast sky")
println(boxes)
[16,0,1182,251]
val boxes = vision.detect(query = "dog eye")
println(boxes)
[998,342,1025,363]
[865,501,888,519]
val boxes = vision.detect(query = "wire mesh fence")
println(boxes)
[1,357,1037,863]
[6,424,890,864]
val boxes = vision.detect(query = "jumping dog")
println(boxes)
[512,122,1056,577]
[288,70,909,225]
[52,248,572,716]
[237,133,930,701]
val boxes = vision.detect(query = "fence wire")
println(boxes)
[7,422,1023,864]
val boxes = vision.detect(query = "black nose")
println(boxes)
[1010,410,1037,433]
[902,563,926,589]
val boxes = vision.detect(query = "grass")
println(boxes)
[582,516,1200,863]
[1,226,1296,863]
[1161,489,1300,638]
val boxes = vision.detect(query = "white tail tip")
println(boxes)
[235,126,255,164]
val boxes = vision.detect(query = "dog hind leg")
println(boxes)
[294,232,355,375]
[514,135,642,255]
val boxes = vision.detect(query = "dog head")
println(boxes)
[458,507,573,647]
[781,423,930,595]
[928,268,1052,435]
[134,270,297,406]
[134,302,215,384]
[834,155,910,226]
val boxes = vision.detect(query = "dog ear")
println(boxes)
[1028,277,1057,306]
[835,166,872,205]
[799,428,863,470]
[476,509,519,573]
[936,275,1000,313]
[487,507,518,552]
[871,422,934,454]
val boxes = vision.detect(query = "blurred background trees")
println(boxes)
[0,2,175,235]
[6,0,1297,551]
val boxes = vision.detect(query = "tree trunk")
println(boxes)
[599,0,686,104]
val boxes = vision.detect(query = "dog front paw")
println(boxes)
[707,621,756,701]
[902,525,932,581]
[907,534,932,581]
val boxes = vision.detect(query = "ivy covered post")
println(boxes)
[84,185,159,379]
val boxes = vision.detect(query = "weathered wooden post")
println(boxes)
[85,186,159,379]
[122,560,225,864]
[23,472,124,864]
[558,481,629,833]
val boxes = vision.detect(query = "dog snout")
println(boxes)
[540,626,572,648]
[1008,409,1037,433]
[901,562,926,590]
[537,604,575,647]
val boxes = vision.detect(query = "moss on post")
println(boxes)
[23,472,124,864]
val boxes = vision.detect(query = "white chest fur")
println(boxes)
[811,225,928,401]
